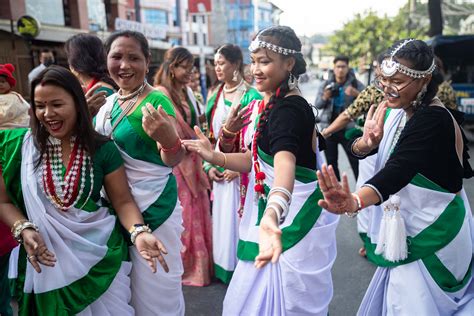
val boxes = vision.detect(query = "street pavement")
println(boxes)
[183,79,474,315]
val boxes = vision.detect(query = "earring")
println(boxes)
[288,73,298,90]
[411,84,427,108]
[232,70,238,82]
[171,72,175,79]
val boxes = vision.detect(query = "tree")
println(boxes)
[326,9,428,64]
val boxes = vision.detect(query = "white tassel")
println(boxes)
[375,204,390,255]
[383,195,408,262]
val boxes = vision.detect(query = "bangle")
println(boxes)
[351,137,370,157]
[12,221,39,243]
[264,205,282,223]
[11,219,28,233]
[130,224,152,245]
[222,125,237,137]
[345,193,364,218]
[219,152,227,168]
[161,137,182,154]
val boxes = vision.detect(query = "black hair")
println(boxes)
[30,65,108,167]
[41,49,52,54]
[385,39,443,109]
[216,44,244,74]
[153,47,194,117]
[333,55,349,65]
[105,30,150,60]
[252,26,307,144]
[65,33,117,89]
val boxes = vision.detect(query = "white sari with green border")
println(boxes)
[358,104,474,315]
[8,132,132,316]
[96,94,185,316]
[223,145,339,315]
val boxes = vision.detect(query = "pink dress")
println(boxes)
[159,86,213,286]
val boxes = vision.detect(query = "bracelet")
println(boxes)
[351,137,370,158]
[12,221,39,243]
[161,137,182,154]
[130,224,152,245]
[219,152,227,169]
[264,205,282,224]
[345,193,364,218]
[268,187,292,204]
[11,219,28,233]
[222,125,237,137]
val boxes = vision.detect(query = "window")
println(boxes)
[193,32,198,44]
[143,9,168,26]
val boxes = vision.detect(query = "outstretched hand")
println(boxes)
[135,232,169,273]
[22,229,56,273]
[254,210,282,269]
[316,164,356,215]
[182,126,215,162]
[224,105,251,134]
[360,102,387,150]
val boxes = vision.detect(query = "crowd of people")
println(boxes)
[0,24,473,316]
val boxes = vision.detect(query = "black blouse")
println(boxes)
[360,106,473,202]
[258,95,316,170]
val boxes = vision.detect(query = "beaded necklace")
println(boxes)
[40,136,94,211]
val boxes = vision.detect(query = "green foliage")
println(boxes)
[326,8,428,63]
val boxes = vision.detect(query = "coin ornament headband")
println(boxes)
[381,39,436,78]
[248,33,300,56]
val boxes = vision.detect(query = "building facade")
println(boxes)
[225,0,282,62]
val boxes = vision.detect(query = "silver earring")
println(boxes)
[232,70,238,82]
[288,73,298,90]
[411,84,427,108]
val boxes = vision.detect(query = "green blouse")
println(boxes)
[0,128,124,214]
[110,90,176,166]
[107,90,178,231]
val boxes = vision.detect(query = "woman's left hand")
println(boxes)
[224,105,252,134]
[135,232,169,273]
[142,103,179,147]
[254,209,282,269]
[223,170,239,182]
[316,164,357,215]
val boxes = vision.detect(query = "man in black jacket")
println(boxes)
[315,55,364,179]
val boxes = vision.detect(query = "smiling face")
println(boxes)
[214,53,238,84]
[34,84,78,142]
[107,36,149,94]
[172,59,194,86]
[378,58,430,110]
[250,48,294,93]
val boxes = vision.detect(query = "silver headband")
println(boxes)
[381,39,436,78]
[248,36,300,56]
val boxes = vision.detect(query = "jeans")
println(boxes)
[324,130,359,180]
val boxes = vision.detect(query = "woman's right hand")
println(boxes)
[182,126,215,162]
[224,105,251,134]
[22,229,56,273]
[208,167,224,182]
[85,84,107,117]
[360,102,387,151]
